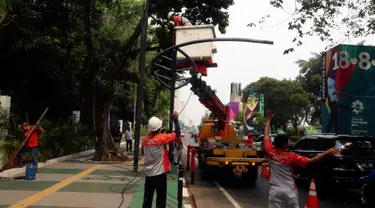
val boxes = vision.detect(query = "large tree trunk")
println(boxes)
[80,0,137,161]
[92,84,127,161]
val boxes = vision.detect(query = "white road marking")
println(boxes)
[182,135,241,207]
[213,181,242,208]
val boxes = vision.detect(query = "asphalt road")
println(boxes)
[180,134,362,208]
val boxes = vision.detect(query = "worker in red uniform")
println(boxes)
[168,11,192,27]
[141,112,181,208]
[167,11,215,76]
[263,110,340,208]
[17,122,45,167]
[244,132,255,149]
[173,135,183,165]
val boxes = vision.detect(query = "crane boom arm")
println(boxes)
[190,75,227,123]
[199,94,226,121]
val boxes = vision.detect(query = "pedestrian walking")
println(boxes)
[125,127,133,152]
[263,110,340,208]
[17,122,44,167]
[112,126,122,150]
[172,135,182,165]
[141,112,181,208]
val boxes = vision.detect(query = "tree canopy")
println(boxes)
[242,77,310,130]
[248,0,375,54]
[0,0,235,160]
[296,53,323,125]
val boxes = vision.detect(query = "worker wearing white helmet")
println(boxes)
[167,11,175,20]
[167,11,192,26]
[141,112,181,208]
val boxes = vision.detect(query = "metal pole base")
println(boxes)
[178,164,184,178]
[178,177,183,208]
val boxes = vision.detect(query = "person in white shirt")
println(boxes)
[125,126,133,152]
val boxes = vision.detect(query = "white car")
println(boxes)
[253,134,276,151]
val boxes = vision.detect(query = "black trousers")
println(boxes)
[126,140,132,152]
[142,173,167,208]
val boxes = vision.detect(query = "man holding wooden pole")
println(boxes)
[16,121,44,168]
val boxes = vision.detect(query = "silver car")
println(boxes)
[253,134,276,151]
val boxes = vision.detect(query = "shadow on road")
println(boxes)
[210,169,363,208]
[181,136,362,208]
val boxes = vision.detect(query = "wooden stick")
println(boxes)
[0,107,49,172]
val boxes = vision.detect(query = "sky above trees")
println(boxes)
[179,0,375,125]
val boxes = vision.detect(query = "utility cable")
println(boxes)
[117,161,158,208]
[178,91,193,115]
[118,22,194,205]
[117,118,185,207]
[120,91,193,206]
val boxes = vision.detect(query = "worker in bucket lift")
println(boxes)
[167,11,192,27]
[264,110,341,208]
[141,112,181,208]
[167,11,216,76]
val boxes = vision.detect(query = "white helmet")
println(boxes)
[167,11,175,19]
[148,116,163,132]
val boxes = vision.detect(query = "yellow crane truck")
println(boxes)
[190,79,267,183]
[151,24,271,183]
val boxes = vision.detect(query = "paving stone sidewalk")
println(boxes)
[0,146,188,208]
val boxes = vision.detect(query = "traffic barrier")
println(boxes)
[190,147,196,185]
[186,145,191,171]
[305,179,318,208]
[261,163,269,178]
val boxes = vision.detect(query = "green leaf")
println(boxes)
[0,0,6,15]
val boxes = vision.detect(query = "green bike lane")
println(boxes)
[0,158,180,208]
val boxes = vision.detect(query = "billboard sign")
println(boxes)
[321,44,375,136]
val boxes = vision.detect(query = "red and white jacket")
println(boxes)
[264,136,309,190]
[171,15,192,27]
[142,132,176,177]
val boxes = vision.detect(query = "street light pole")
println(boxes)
[168,49,177,161]
[133,0,150,172]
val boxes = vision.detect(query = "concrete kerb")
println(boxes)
[0,141,133,178]
[182,171,197,207]
[0,137,147,178]
[183,187,192,208]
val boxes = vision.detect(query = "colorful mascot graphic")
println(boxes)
[322,44,375,135]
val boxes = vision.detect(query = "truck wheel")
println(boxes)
[242,166,258,184]
[200,165,213,181]
[197,159,211,181]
